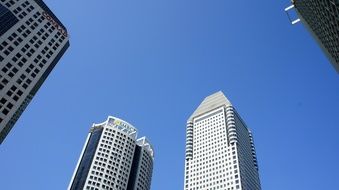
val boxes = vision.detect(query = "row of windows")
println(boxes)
[0,0,18,7]
[187,184,240,190]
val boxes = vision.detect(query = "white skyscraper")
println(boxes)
[184,91,261,190]
[0,0,69,143]
[68,116,154,190]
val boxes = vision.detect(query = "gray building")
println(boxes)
[184,91,261,190]
[287,0,339,72]
[0,0,69,143]
[68,116,154,190]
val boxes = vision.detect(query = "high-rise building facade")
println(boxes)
[184,91,261,190]
[0,0,70,143]
[287,0,339,72]
[68,116,154,190]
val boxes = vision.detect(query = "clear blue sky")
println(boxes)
[1,0,339,189]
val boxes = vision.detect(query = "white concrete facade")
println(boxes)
[68,116,154,190]
[184,92,261,190]
[130,137,154,190]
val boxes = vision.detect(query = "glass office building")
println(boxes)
[184,91,261,190]
[68,116,154,190]
[292,0,339,72]
[0,0,70,143]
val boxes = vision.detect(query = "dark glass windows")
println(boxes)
[0,4,19,36]
[70,127,103,190]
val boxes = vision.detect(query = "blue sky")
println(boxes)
[1,0,339,189]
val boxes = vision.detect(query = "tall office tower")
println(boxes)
[184,91,261,190]
[0,0,70,143]
[286,0,339,72]
[68,116,154,190]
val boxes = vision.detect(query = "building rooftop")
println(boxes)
[93,116,138,139]
[188,91,231,121]
[137,137,154,159]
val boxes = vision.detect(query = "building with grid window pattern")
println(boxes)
[291,0,339,72]
[184,91,261,190]
[68,116,154,190]
[0,0,69,143]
